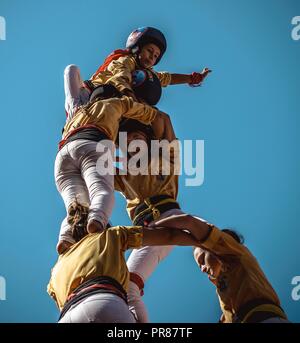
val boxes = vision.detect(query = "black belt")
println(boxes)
[59,276,127,321]
[88,83,122,103]
[133,194,180,226]
[64,127,109,145]
[233,298,287,323]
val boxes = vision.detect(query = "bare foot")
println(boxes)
[56,240,73,255]
[87,220,104,233]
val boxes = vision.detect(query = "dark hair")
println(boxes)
[222,229,245,244]
[67,201,89,242]
[118,118,155,139]
[117,118,155,159]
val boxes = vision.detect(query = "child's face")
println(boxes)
[193,247,223,279]
[138,43,161,68]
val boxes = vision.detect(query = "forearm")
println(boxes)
[170,73,192,85]
[122,96,158,124]
[142,227,199,246]
[151,214,211,242]
[169,229,199,246]
[170,69,212,86]
[152,111,176,141]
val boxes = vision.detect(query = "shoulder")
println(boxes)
[202,227,248,258]
[108,225,143,249]
[112,54,137,68]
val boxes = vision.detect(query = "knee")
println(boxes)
[64,64,79,76]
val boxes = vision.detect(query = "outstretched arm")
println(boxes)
[148,214,212,242]
[142,226,200,247]
[170,73,192,85]
[170,68,212,86]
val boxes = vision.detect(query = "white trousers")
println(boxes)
[55,139,115,244]
[64,64,90,120]
[59,293,136,323]
[126,208,187,323]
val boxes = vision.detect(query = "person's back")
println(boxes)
[48,223,200,323]
[48,226,143,311]
[61,94,158,145]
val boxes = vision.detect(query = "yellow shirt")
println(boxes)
[92,54,172,94]
[47,226,143,310]
[201,227,281,323]
[62,96,157,142]
[115,141,180,220]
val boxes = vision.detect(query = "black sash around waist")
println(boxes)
[233,298,287,323]
[59,276,127,321]
[64,127,109,145]
[133,194,180,226]
[88,83,122,103]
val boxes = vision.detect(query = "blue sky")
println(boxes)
[0,0,299,322]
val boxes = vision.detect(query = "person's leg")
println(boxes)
[64,64,90,120]
[56,217,75,253]
[71,140,115,232]
[58,298,91,323]
[59,293,136,323]
[126,208,185,322]
[58,311,72,323]
[54,143,90,248]
[127,245,173,323]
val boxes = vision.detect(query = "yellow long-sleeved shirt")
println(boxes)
[92,54,172,94]
[62,96,157,142]
[201,227,282,323]
[47,226,143,310]
[115,141,180,220]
